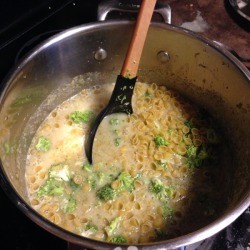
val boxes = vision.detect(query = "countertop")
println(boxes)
[167,0,250,63]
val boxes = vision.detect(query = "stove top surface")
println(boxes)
[0,0,249,249]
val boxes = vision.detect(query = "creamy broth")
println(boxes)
[25,82,230,244]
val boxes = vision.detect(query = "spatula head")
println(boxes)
[85,75,137,164]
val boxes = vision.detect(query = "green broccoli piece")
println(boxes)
[109,118,119,125]
[96,172,134,201]
[113,129,119,135]
[154,136,168,147]
[159,186,175,201]
[167,129,176,134]
[37,164,71,197]
[186,145,211,168]
[144,89,153,97]
[69,178,79,190]
[162,203,174,219]
[150,179,174,201]
[97,172,105,183]
[117,172,134,193]
[198,146,209,160]
[186,145,198,157]
[35,136,51,152]
[70,111,93,124]
[96,184,116,201]
[37,178,64,198]
[82,162,92,172]
[49,164,70,182]
[85,223,98,233]
[186,145,202,168]
[65,196,77,213]
[184,120,195,129]
[11,95,32,108]
[150,179,164,194]
[105,217,120,237]
[157,159,168,170]
[187,157,202,168]
[4,143,11,155]
[110,235,127,244]
[88,177,97,190]
[114,137,121,147]
[155,228,165,240]
[3,142,17,155]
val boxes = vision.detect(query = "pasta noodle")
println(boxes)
[25,81,229,244]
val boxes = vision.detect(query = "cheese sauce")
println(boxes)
[25,82,230,244]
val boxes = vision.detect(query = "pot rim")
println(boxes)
[0,20,249,250]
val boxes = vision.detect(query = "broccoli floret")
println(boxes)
[167,129,176,134]
[109,174,116,181]
[159,186,175,201]
[113,129,119,135]
[64,196,77,213]
[69,178,79,190]
[85,223,98,233]
[35,136,51,152]
[154,136,168,147]
[4,142,17,155]
[187,157,202,168]
[70,111,93,124]
[110,235,127,244]
[4,143,11,155]
[162,203,174,219]
[117,172,134,193]
[198,146,209,160]
[96,184,116,201]
[144,89,153,97]
[150,179,174,201]
[11,95,32,108]
[96,172,135,201]
[186,145,202,168]
[88,177,97,190]
[186,145,212,168]
[114,137,121,147]
[186,145,198,158]
[109,118,119,125]
[157,159,168,170]
[97,172,105,183]
[184,120,195,129]
[82,162,92,172]
[155,228,165,240]
[49,164,70,182]
[150,179,164,194]
[37,164,71,197]
[37,178,64,198]
[105,217,120,237]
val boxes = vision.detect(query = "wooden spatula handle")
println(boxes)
[121,0,157,78]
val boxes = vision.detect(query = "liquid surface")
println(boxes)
[25,82,230,244]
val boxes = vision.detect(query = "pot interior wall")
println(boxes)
[0,22,249,232]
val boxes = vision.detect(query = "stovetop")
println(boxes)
[0,0,249,249]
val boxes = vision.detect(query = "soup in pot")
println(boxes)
[25,82,230,244]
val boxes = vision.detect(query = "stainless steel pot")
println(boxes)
[0,16,249,250]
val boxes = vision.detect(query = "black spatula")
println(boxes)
[85,0,157,164]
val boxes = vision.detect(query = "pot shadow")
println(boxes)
[157,127,233,241]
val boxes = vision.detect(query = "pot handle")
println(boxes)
[97,0,171,24]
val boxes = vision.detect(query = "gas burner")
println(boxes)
[229,0,250,21]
